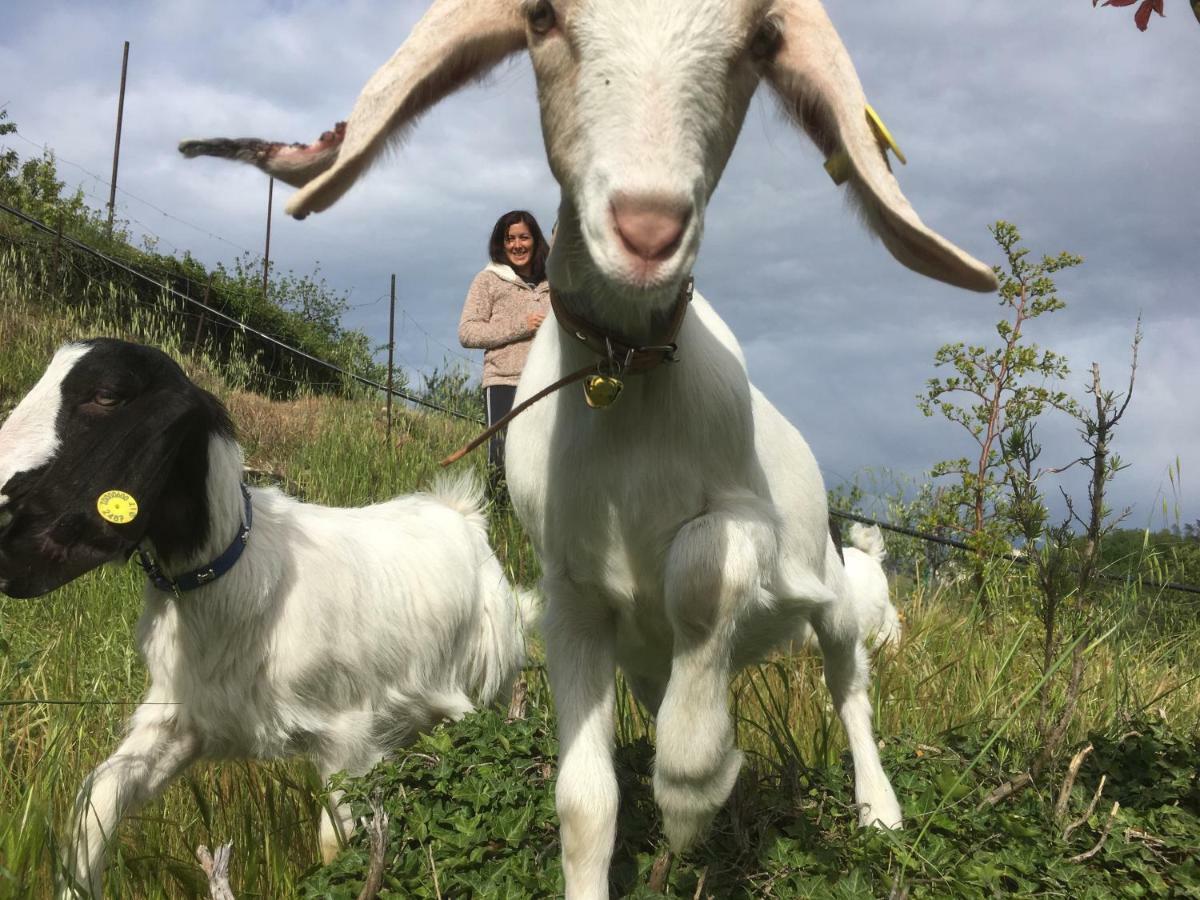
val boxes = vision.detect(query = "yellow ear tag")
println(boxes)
[97,490,139,525]
[865,104,907,166]
[824,104,907,186]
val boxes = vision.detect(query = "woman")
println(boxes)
[458,210,551,487]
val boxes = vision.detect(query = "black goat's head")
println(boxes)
[0,339,232,598]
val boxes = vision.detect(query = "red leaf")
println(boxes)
[1134,0,1163,30]
[1102,0,1139,7]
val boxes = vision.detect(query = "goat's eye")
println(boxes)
[749,16,783,62]
[90,390,122,408]
[528,0,556,35]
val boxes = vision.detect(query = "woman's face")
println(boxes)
[504,221,535,274]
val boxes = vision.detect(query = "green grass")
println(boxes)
[2,250,1199,898]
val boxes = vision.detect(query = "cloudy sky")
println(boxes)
[2,1,1197,528]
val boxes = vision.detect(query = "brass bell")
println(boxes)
[583,373,624,409]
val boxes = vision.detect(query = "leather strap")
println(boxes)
[136,484,253,595]
[439,277,694,467]
[550,276,693,373]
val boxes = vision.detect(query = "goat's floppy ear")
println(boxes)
[290,0,526,217]
[180,0,526,217]
[766,0,997,293]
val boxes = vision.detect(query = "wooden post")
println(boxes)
[386,273,396,441]
[193,274,212,347]
[261,177,274,301]
[106,41,130,238]
[54,213,66,297]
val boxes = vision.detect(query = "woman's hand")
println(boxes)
[526,311,547,331]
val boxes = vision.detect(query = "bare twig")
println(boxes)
[979,771,1034,809]
[195,842,236,900]
[507,676,529,721]
[356,795,390,900]
[1068,801,1119,863]
[693,866,709,900]
[1124,827,1170,855]
[888,876,910,900]
[1033,641,1087,779]
[648,849,673,893]
[427,841,443,900]
[1054,743,1094,824]
[1063,774,1106,842]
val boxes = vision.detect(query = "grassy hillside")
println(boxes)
[2,250,1199,898]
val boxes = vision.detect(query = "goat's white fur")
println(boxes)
[181,2,1000,896]
[0,345,89,509]
[506,292,902,896]
[798,523,901,651]
[63,434,528,897]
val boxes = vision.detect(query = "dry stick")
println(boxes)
[693,867,708,900]
[1064,774,1107,842]
[648,849,674,893]
[1068,801,1119,863]
[506,676,529,721]
[195,843,236,900]
[983,640,1090,809]
[356,796,390,900]
[979,772,1033,809]
[427,841,443,900]
[1054,742,1094,824]
[1034,641,1088,779]
[1122,827,1190,862]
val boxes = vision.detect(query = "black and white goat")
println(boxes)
[0,339,531,898]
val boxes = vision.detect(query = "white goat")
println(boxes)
[180,1,997,896]
[798,523,901,651]
[0,339,530,898]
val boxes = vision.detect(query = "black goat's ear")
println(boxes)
[121,386,231,563]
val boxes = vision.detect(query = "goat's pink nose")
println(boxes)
[611,193,689,262]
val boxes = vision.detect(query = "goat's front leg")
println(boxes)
[61,705,199,898]
[543,576,618,900]
[654,507,776,851]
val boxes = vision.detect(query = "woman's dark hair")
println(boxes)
[488,210,549,283]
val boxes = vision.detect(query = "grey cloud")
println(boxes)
[1,0,1195,523]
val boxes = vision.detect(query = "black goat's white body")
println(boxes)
[0,340,529,898]
[66,438,527,896]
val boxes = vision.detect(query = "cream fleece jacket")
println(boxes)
[458,262,550,388]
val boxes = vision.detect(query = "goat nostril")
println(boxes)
[611,194,690,263]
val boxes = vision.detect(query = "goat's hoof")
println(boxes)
[859,799,903,831]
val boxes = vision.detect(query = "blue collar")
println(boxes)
[136,485,253,595]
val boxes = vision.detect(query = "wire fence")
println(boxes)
[2,193,1199,715]
[829,510,1200,597]
[0,200,485,424]
[2,196,1198,590]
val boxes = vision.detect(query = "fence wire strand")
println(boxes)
[0,200,484,424]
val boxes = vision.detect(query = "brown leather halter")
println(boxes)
[439,277,693,467]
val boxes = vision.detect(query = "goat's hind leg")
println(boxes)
[316,690,476,863]
[810,596,902,828]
